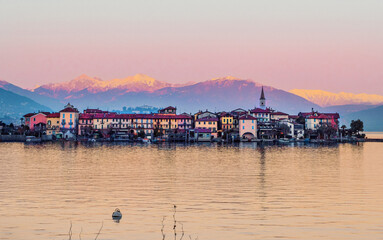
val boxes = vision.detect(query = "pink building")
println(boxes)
[23,112,49,130]
[239,115,257,140]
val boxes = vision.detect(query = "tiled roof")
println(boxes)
[308,114,331,119]
[23,113,35,117]
[46,113,60,118]
[59,107,79,113]
[160,106,176,110]
[271,111,288,115]
[239,115,257,120]
[84,109,106,114]
[79,113,94,119]
[250,108,271,113]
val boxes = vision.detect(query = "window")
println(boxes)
[63,114,65,118]
[252,120,254,123]
[70,114,72,118]
[33,118,36,121]
[243,120,245,123]
[243,126,245,129]
[252,126,254,129]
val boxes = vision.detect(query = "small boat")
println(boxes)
[26,136,42,143]
[142,138,151,143]
[278,138,290,144]
[112,208,122,219]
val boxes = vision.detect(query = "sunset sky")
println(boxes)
[0,0,382,94]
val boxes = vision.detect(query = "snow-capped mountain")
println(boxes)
[290,89,383,107]
[32,74,173,98]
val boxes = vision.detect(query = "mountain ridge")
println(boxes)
[290,89,383,107]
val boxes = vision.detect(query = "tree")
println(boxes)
[278,124,290,138]
[350,119,364,136]
[341,125,347,137]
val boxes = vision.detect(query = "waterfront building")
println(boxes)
[195,117,218,134]
[177,114,193,130]
[250,108,271,122]
[59,103,79,139]
[299,110,340,130]
[219,112,234,130]
[270,111,289,121]
[195,128,212,142]
[230,108,247,129]
[23,112,49,131]
[46,113,60,136]
[78,113,94,136]
[194,110,218,120]
[92,113,116,131]
[278,119,304,139]
[239,115,257,140]
[131,114,154,135]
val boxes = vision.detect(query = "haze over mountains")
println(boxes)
[25,74,320,114]
[290,89,383,107]
[1,74,382,130]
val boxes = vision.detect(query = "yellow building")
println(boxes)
[220,113,234,130]
[195,117,218,132]
[46,113,60,136]
[92,114,114,130]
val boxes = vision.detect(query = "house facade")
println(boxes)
[239,115,257,140]
[195,117,218,133]
[46,113,60,136]
[59,103,80,139]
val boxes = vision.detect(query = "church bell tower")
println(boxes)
[260,86,266,109]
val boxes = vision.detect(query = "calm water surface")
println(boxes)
[0,140,383,240]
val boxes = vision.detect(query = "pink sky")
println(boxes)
[0,0,382,94]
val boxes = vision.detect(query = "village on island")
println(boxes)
[1,87,365,143]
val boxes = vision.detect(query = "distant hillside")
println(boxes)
[2,75,321,115]
[0,88,52,121]
[0,80,61,110]
[342,105,383,131]
[290,89,383,107]
[110,77,320,114]
[32,74,173,98]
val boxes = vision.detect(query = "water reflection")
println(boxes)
[0,142,382,240]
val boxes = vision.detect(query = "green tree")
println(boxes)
[350,119,364,136]
[341,125,347,137]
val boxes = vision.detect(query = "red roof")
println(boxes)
[46,113,60,118]
[83,109,106,114]
[60,107,79,113]
[23,113,35,117]
[79,113,94,119]
[271,111,288,115]
[308,114,331,119]
[160,106,176,110]
[250,108,271,113]
[239,115,257,120]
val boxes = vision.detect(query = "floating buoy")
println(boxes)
[112,208,122,219]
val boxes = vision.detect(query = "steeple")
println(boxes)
[260,86,265,100]
[259,86,266,109]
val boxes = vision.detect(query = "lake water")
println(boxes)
[1,140,383,240]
